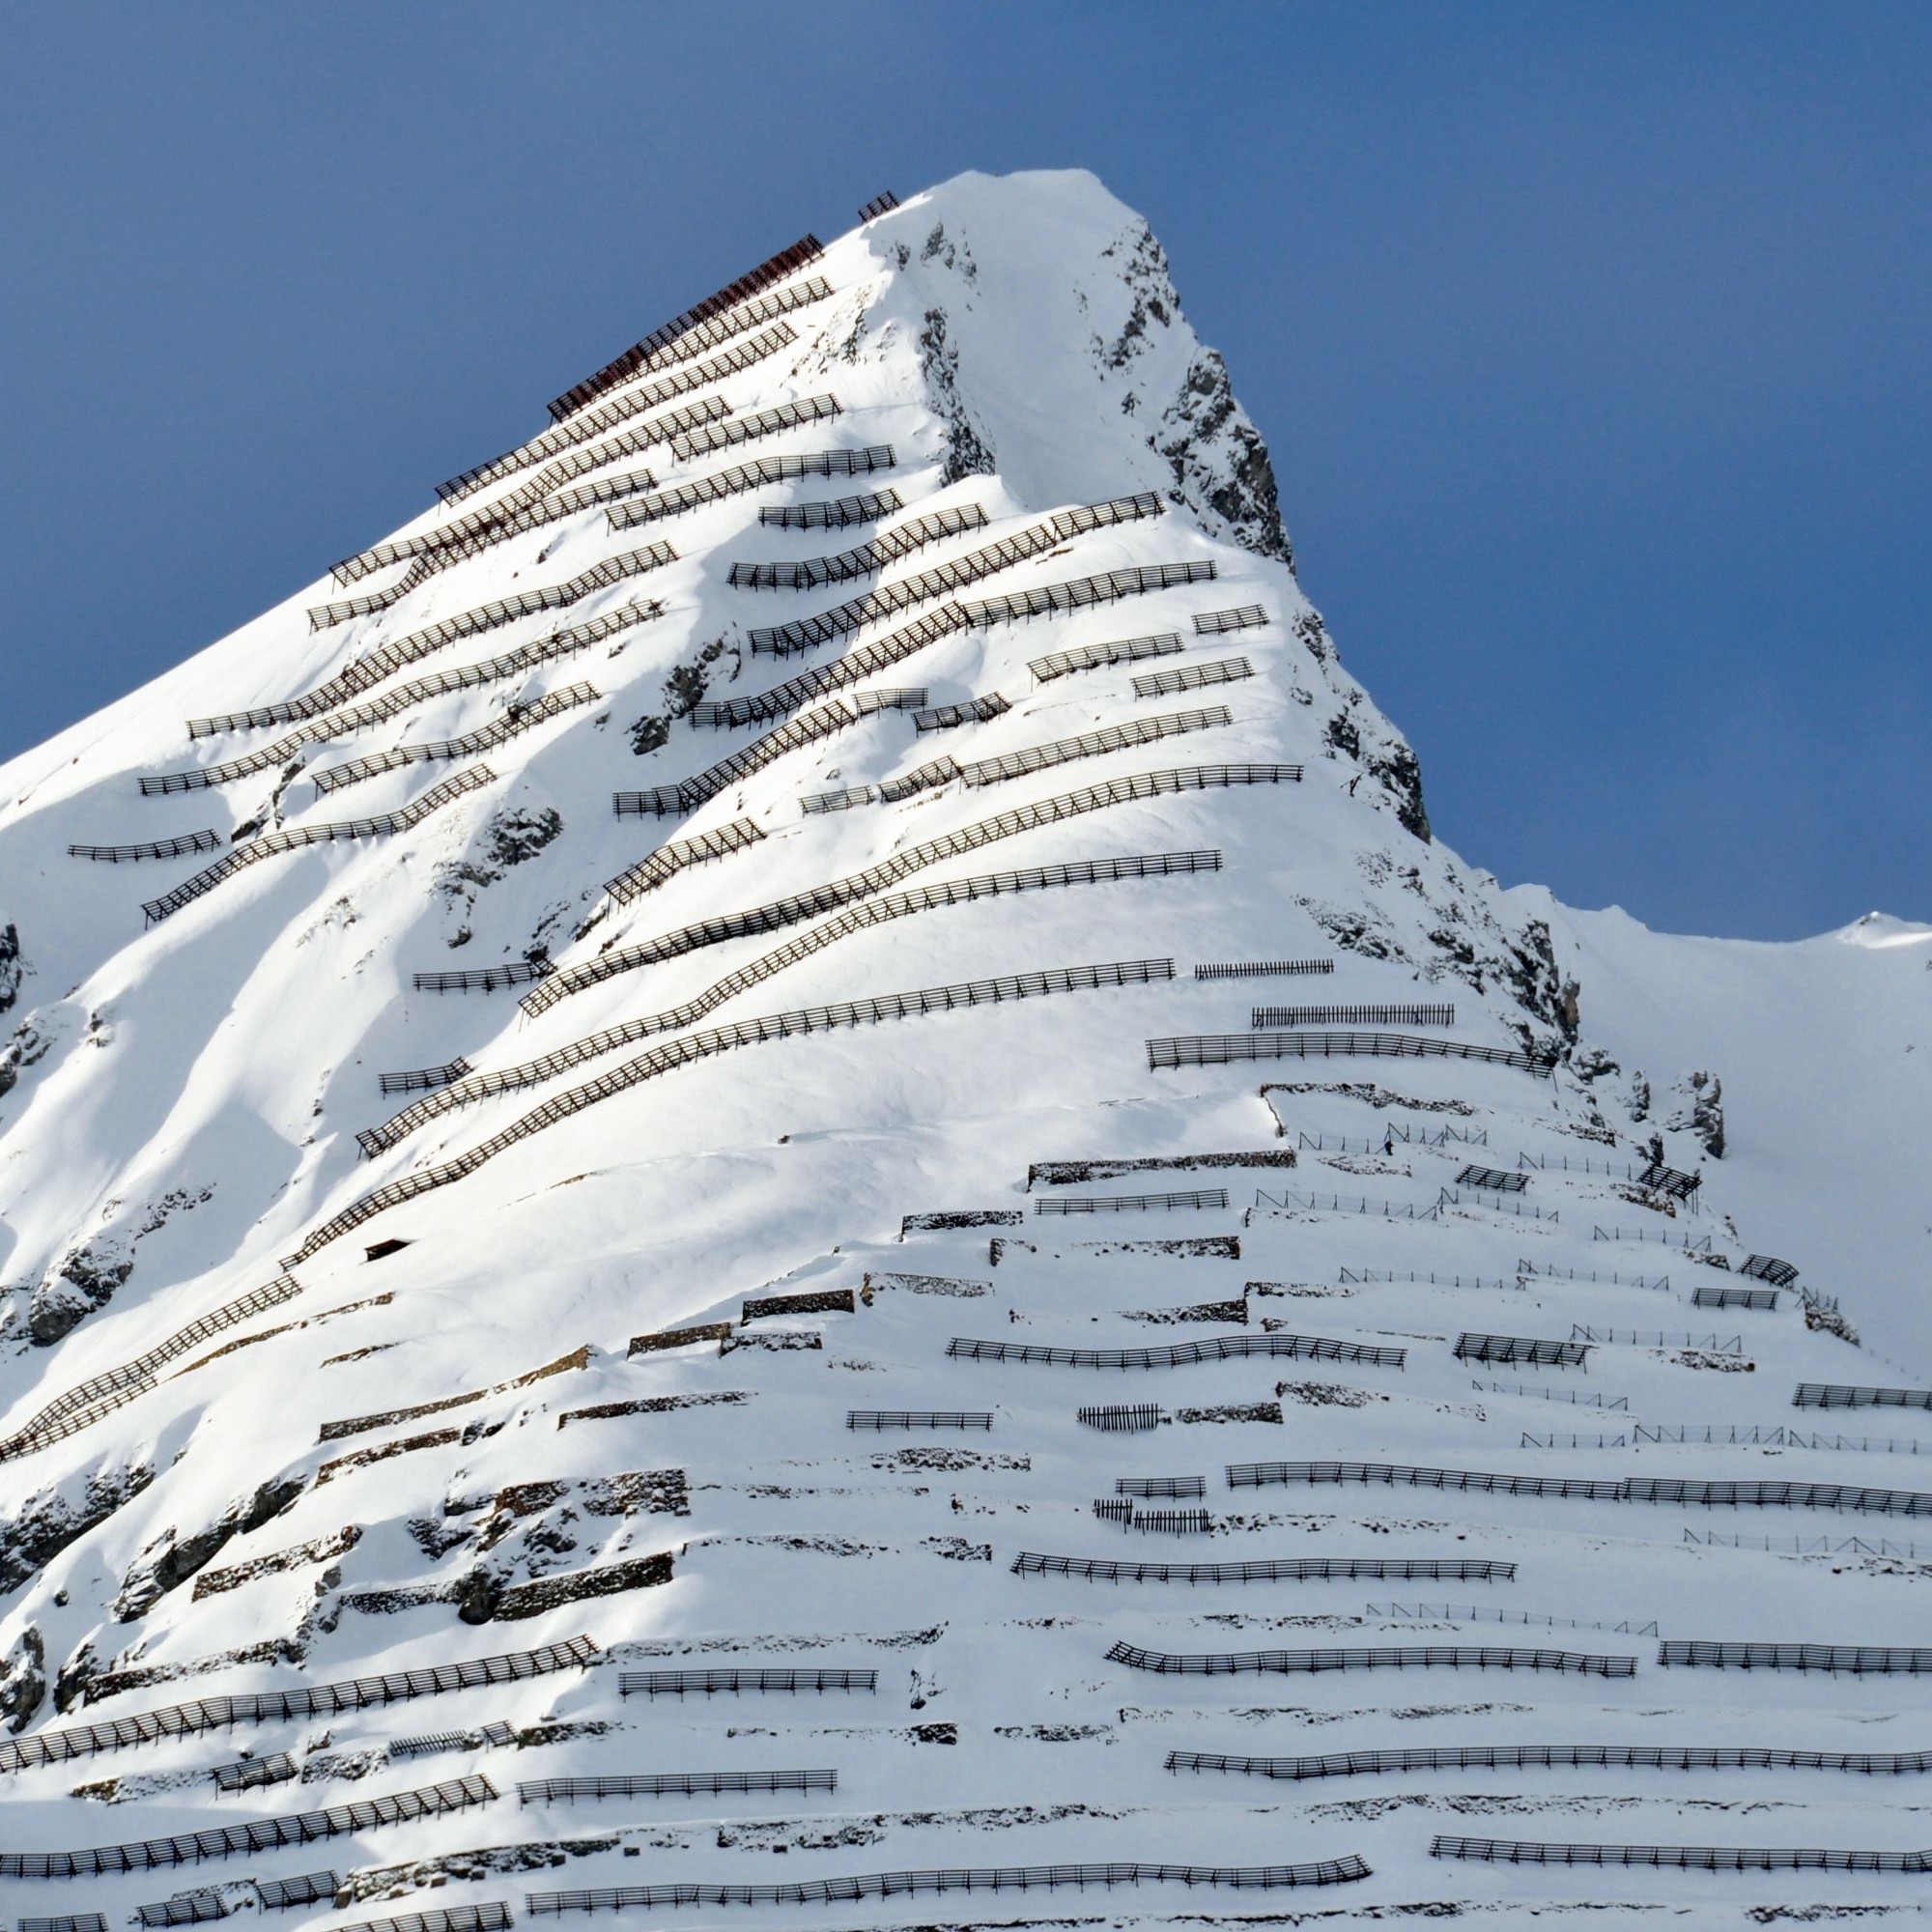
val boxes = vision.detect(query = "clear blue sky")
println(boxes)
[4,2,1926,939]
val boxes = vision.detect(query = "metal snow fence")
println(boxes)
[24,1916,108,1932]
[1366,1602,1657,1636]
[857,190,901,221]
[911,692,1009,731]
[309,685,600,797]
[1194,605,1268,634]
[388,1722,515,1760]
[1173,1745,1932,1781]
[958,709,1237,788]
[526,1858,1372,1915]
[1523,1433,1631,1449]
[1196,957,1333,979]
[962,557,1215,632]
[1092,1497,1135,1523]
[69,830,222,864]
[321,1908,507,1932]
[1593,1225,1716,1251]
[1107,1640,1634,1678]
[1662,1639,1932,1673]
[525,758,1279,1016]
[1031,631,1186,683]
[846,1410,992,1431]
[669,395,844,464]
[412,957,551,995]
[1130,1509,1213,1534]
[749,495,1169,657]
[729,503,987,590]
[1436,1188,1558,1223]
[302,958,1173,1257]
[602,817,763,907]
[0,1637,596,1775]
[1743,1253,1801,1287]
[1570,1326,1741,1350]
[1253,1190,1436,1221]
[1455,1334,1591,1369]
[1076,1404,1165,1432]
[1476,1381,1629,1408]
[949,1332,1405,1372]
[1430,1835,1932,1873]
[1684,1529,1932,1559]
[210,1750,297,1793]
[1155,1031,1551,1076]
[761,488,903,530]
[1255,1003,1454,1029]
[1133,656,1254,698]
[163,603,659,777]
[801,784,876,814]
[1036,1189,1228,1215]
[1339,1267,1516,1292]
[1796,1383,1932,1411]
[608,447,896,534]
[1118,1476,1208,1498]
[192,546,676,737]
[1011,1551,1513,1584]
[0,1774,497,1876]
[520,1769,836,1804]
[618,1667,876,1698]
[1455,1163,1526,1192]
[379,1058,472,1096]
[142,767,495,925]
[547,235,824,421]
[1520,1262,1670,1293]
[1693,1284,1780,1311]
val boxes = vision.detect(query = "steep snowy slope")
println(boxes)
[0,169,1926,1929]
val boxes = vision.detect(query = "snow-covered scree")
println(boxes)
[0,168,1928,1928]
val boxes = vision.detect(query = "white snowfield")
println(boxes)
[0,168,1927,1929]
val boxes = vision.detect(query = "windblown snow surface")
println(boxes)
[0,169,1927,1928]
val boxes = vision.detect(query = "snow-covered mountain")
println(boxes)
[1,168,1927,1928]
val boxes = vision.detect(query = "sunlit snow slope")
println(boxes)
[0,169,1927,1930]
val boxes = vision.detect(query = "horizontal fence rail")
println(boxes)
[1796,1384,1932,1411]
[1226,1461,1932,1520]
[189,547,674,737]
[0,1638,594,1775]
[142,767,494,925]
[290,962,1171,1267]
[1430,1834,1932,1873]
[156,603,659,779]
[1197,958,1332,979]
[949,1331,1405,1372]
[525,1857,1374,1915]
[761,489,903,530]
[0,1275,305,1464]
[413,958,552,994]
[519,1770,837,1804]
[1108,1640,1634,1678]
[609,448,895,533]
[1135,656,1253,698]
[745,496,1168,659]
[602,818,764,907]
[308,685,597,796]
[1660,1640,1932,1673]
[522,760,1285,1018]
[379,1057,472,1096]
[1455,1334,1591,1368]
[1173,1744,1932,1781]
[1253,1003,1453,1028]
[0,1775,495,1879]
[1195,605,1268,634]
[847,1410,992,1431]
[668,394,842,463]
[70,830,222,863]
[1012,1551,1513,1584]
[547,236,823,421]
[958,707,1237,788]
[1036,1190,1228,1215]
[360,855,1212,1154]
[1031,631,1186,684]
[912,692,1009,732]
[1152,1030,1553,1076]
[729,503,988,590]
[618,1668,875,1698]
